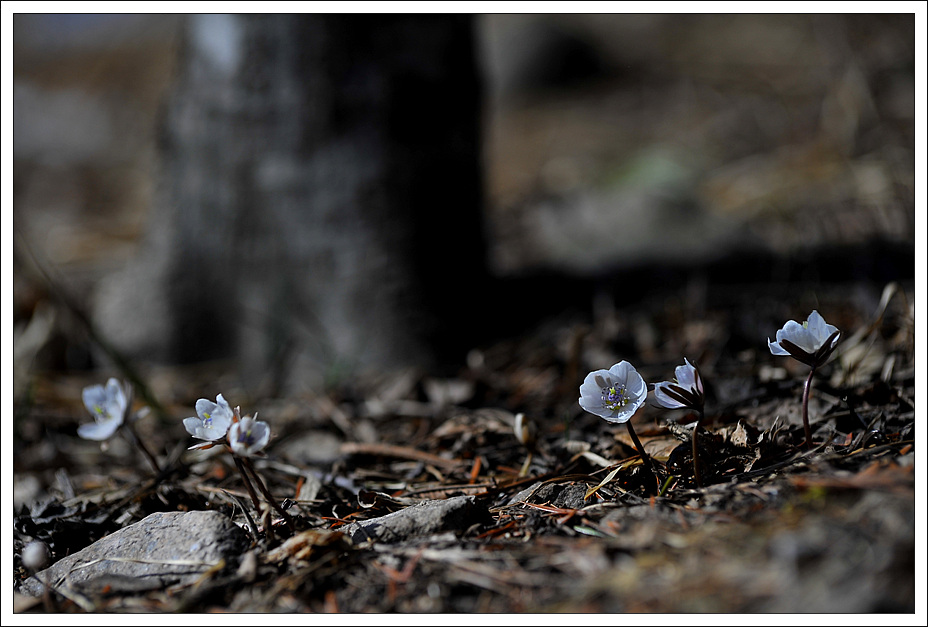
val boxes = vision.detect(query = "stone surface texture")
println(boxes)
[19,510,250,597]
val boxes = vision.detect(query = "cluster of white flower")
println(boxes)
[578,310,840,483]
[183,394,270,457]
[181,393,292,529]
[76,380,283,526]
[578,357,705,425]
[76,310,838,497]
[78,383,273,460]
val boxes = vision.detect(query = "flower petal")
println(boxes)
[626,370,647,398]
[578,369,610,416]
[78,418,121,441]
[608,361,632,384]
[183,416,202,437]
[82,384,107,415]
[806,310,838,343]
[215,394,232,414]
[768,338,791,356]
[195,398,219,420]
[654,382,687,409]
[105,378,127,414]
[776,321,813,354]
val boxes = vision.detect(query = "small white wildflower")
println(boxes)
[183,394,235,446]
[654,358,705,411]
[769,309,841,450]
[79,378,130,441]
[768,310,840,368]
[579,360,658,493]
[578,361,647,424]
[227,415,270,457]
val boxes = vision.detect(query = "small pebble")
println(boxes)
[22,541,49,572]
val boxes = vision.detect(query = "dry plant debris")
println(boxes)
[13,281,916,614]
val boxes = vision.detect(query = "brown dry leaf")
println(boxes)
[613,427,677,462]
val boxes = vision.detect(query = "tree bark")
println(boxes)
[95,14,487,392]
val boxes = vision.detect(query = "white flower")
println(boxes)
[654,358,705,410]
[79,378,130,441]
[768,310,840,367]
[227,415,271,457]
[183,394,235,443]
[579,361,648,424]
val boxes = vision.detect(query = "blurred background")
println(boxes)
[12,13,917,398]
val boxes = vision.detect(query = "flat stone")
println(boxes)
[342,495,492,544]
[19,510,250,597]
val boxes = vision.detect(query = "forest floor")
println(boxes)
[11,277,918,616]
[10,13,919,618]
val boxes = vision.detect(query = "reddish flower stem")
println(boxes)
[243,457,296,532]
[232,455,263,513]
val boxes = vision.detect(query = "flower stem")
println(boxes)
[243,457,296,532]
[121,422,162,475]
[692,409,705,487]
[233,456,263,513]
[625,421,659,495]
[801,366,816,450]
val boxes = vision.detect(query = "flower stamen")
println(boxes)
[602,385,629,411]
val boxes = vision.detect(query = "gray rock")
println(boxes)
[19,510,250,598]
[342,495,492,544]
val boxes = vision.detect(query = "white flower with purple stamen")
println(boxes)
[578,361,647,423]
[228,415,270,457]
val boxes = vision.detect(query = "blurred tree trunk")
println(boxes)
[95,14,487,392]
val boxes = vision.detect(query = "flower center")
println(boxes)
[237,427,255,446]
[203,412,213,428]
[602,385,629,411]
